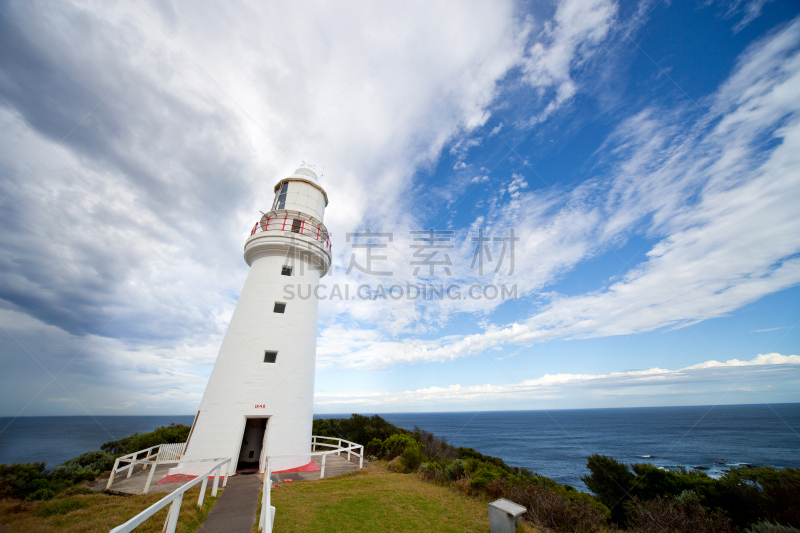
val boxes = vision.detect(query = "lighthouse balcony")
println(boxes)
[249,210,331,252]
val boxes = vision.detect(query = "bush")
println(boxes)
[312,415,409,446]
[365,437,383,456]
[581,454,635,525]
[747,521,800,533]
[400,443,426,472]
[583,455,800,530]
[101,423,190,457]
[479,478,610,533]
[379,434,418,459]
[0,463,60,501]
[51,450,115,481]
[625,495,735,533]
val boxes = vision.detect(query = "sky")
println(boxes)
[0,0,798,420]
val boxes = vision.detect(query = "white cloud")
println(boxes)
[522,0,618,122]
[315,353,800,409]
[319,16,800,370]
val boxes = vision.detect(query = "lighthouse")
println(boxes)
[177,167,331,475]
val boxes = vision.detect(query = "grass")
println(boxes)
[262,462,538,533]
[0,483,219,533]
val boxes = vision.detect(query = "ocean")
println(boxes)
[2,404,798,490]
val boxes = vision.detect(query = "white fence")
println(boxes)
[106,441,187,493]
[109,458,230,533]
[259,436,364,532]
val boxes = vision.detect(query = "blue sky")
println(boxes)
[0,0,798,418]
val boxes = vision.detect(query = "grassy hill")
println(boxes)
[264,461,537,533]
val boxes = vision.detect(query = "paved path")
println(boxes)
[199,473,262,533]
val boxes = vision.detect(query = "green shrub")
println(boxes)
[625,495,735,533]
[0,462,61,501]
[51,450,115,481]
[400,443,426,472]
[101,423,190,457]
[581,454,635,525]
[312,415,409,446]
[747,521,800,533]
[379,434,418,459]
[366,437,383,456]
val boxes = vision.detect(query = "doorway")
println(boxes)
[237,418,268,472]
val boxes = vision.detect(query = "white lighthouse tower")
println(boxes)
[178,167,331,474]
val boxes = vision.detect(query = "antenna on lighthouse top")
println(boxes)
[300,160,316,171]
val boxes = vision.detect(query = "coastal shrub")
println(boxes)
[400,443,426,472]
[746,521,800,533]
[312,414,409,446]
[415,427,458,462]
[0,463,61,501]
[365,437,383,456]
[100,423,190,456]
[624,495,735,533]
[444,459,466,481]
[584,455,800,530]
[724,466,800,529]
[51,450,115,481]
[476,478,610,533]
[379,434,418,459]
[582,454,635,525]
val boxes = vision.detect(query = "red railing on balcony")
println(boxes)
[250,216,331,251]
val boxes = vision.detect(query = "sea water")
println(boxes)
[1,404,798,490]
[321,404,800,489]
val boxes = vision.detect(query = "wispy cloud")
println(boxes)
[315,353,800,408]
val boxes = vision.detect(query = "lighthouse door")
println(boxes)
[237,418,268,472]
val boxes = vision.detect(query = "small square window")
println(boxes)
[281,266,292,276]
[264,351,278,363]
[248,450,254,458]
[273,303,286,314]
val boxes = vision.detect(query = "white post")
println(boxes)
[106,457,120,490]
[211,467,220,497]
[260,461,271,532]
[223,468,229,488]
[164,493,183,533]
[320,453,326,479]
[347,444,351,461]
[144,448,151,470]
[143,455,159,495]
[312,436,316,452]
[197,476,208,507]
[359,446,363,469]
[127,456,135,478]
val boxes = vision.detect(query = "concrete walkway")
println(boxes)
[199,473,262,533]
[103,464,187,495]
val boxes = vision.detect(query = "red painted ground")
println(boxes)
[272,460,321,473]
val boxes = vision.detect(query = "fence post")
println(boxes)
[197,474,209,507]
[211,467,220,497]
[127,452,136,478]
[359,446,363,469]
[164,492,183,533]
[143,454,159,495]
[260,461,272,532]
[106,457,120,490]
[320,453,326,479]
[143,448,151,470]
